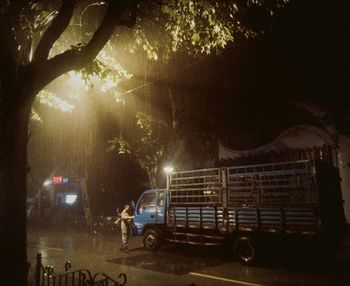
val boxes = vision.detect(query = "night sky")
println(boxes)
[206,0,350,147]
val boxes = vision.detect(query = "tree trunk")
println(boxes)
[81,117,94,231]
[146,167,157,189]
[168,87,179,130]
[0,3,134,283]
[0,95,32,285]
[81,177,93,231]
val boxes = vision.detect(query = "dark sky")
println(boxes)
[221,0,349,104]
[208,0,350,142]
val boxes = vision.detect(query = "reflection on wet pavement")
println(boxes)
[27,227,350,286]
[106,248,227,275]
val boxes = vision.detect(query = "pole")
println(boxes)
[166,174,170,190]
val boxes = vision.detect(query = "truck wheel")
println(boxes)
[143,229,161,251]
[233,236,257,265]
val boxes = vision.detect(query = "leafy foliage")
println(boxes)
[162,0,238,55]
[126,0,289,60]
[30,108,43,123]
[16,0,289,122]
[108,112,170,187]
[37,89,75,112]
[77,46,133,96]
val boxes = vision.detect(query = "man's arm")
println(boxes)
[121,211,134,220]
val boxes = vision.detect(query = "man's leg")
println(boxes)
[121,224,128,250]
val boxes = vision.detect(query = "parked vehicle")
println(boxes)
[92,214,119,236]
[133,159,346,264]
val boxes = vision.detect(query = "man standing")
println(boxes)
[120,204,134,252]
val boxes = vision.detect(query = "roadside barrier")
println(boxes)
[34,253,127,286]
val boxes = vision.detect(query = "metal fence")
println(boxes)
[35,253,127,286]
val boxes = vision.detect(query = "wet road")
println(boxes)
[27,227,350,286]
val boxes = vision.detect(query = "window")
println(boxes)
[65,194,77,204]
[158,191,164,207]
[137,192,156,214]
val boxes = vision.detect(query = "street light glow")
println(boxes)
[163,166,174,174]
[43,179,51,186]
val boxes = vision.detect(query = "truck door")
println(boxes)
[135,191,157,225]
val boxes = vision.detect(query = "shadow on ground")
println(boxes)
[106,244,231,275]
[106,241,350,276]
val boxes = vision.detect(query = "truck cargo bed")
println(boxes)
[167,206,319,236]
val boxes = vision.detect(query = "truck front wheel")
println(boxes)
[143,229,161,251]
[233,236,257,265]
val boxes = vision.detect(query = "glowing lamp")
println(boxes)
[163,166,174,174]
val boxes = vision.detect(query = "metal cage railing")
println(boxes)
[34,253,127,286]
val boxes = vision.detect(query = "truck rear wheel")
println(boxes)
[143,229,161,251]
[233,236,257,265]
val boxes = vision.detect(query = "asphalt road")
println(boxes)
[27,226,350,286]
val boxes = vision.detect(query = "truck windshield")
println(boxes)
[137,192,156,214]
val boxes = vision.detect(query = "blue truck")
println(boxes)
[133,159,345,264]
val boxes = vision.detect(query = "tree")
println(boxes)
[0,0,287,283]
[108,111,170,188]
[0,1,136,283]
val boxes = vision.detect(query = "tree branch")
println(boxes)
[78,0,137,63]
[34,0,136,92]
[32,0,76,63]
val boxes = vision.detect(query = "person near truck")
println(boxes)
[120,204,134,252]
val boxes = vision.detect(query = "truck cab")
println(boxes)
[133,189,167,239]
